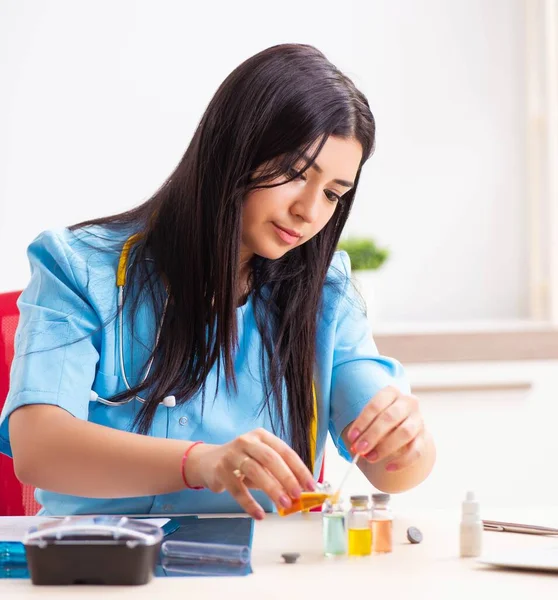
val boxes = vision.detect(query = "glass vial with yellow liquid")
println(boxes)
[370,493,393,553]
[347,495,372,556]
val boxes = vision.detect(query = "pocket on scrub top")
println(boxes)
[91,370,121,399]
[89,370,136,431]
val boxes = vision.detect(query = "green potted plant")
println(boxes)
[337,237,389,325]
[337,238,389,272]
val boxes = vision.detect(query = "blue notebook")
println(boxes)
[156,516,254,577]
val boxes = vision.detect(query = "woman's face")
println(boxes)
[241,136,362,262]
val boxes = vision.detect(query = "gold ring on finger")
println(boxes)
[233,456,251,481]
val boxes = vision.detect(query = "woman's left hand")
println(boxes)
[346,386,427,472]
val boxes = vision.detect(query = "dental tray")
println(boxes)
[22,516,163,585]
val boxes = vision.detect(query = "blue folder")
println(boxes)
[157,516,254,577]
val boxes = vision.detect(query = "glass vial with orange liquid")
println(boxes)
[277,483,331,517]
[370,493,393,553]
[347,495,372,556]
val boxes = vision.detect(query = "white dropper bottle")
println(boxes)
[459,491,482,557]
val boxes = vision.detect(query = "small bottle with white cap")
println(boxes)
[459,491,482,557]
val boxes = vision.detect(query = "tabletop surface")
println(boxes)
[2,507,558,598]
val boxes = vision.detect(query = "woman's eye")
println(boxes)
[325,190,341,203]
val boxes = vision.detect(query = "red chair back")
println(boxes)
[0,290,40,515]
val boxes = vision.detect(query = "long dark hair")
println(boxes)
[73,43,375,468]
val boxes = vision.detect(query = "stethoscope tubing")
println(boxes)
[91,281,175,408]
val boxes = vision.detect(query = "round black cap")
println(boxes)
[281,552,301,564]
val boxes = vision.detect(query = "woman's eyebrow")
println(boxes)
[302,155,354,188]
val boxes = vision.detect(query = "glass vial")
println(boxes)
[322,499,347,556]
[370,493,393,553]
[348,495,372,556]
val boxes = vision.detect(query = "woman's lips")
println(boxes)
[272,223,302,245]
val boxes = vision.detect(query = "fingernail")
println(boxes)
[348,428,360,443]
[355,440,369,453]
[366,451,378,462]
[255,509,265,520]
[291,486,302,498]
[386,463,398,472]
[280,494,292,508]
[306,480,316,491]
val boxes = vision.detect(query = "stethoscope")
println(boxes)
[89,234,176,409]
[85,234,324,471]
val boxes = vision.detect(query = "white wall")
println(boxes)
[324,360,558,512]
[349,1,529,324]
[0,0,528,325]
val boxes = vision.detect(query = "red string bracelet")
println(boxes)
[181,441,204,490]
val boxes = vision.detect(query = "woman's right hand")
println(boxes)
[184,429,316,519]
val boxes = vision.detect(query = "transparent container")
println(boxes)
[161,540,251,565]
[347,495,371,556]
[22,516,162,585]
[160,541,252,577]
[370,493,393,553]
[322,499,346,556]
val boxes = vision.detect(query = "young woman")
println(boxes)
[1,44,435,518]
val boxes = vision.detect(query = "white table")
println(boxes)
[2,508,557,598]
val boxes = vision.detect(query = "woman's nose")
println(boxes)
[290,189,321,223]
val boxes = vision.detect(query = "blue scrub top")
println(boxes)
[0,227,409,516]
